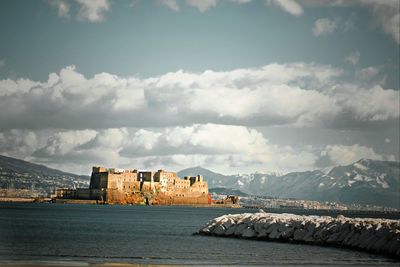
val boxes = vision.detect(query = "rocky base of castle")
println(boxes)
[105,191,210,205]
[197,211,400,258]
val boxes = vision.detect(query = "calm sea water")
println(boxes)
[0,203,399,266]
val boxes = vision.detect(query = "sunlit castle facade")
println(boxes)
[57,167,210,205]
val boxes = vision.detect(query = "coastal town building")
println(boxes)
[56,166,210,205]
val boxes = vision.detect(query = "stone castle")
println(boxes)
[56,167,210,205]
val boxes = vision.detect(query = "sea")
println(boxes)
[0,203,399,266]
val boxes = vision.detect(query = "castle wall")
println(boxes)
[89,171,108,190]
[107,171,139,191]
[139,171,153,182]
[141,181,159,193]
[56,188,76,199]
[155,194,210,205]
[76,188,91,199]
[85,166,210,205]
[189,181,208,195]
[154,170,180,193]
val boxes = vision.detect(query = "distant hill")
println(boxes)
[0,155,90,195]
[178,166,236,188]
[208,187,249,197]
[179,159,400,209]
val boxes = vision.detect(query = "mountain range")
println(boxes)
[0,154,398,208]
[178,159,400,209]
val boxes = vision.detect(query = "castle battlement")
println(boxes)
[92,166,138,174]
[85,166,209,205]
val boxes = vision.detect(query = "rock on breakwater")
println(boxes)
[197,211,400,258]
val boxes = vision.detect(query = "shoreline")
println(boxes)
[0,261,188,267]
[2,199,400,217]
[0,199,242,208]
[1,200,400,218]
[0,197,38,203]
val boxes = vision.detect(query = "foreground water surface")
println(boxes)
[0,203,399,266]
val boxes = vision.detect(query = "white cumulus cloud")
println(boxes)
[157,0,180,11]
[185,0,217,12]
[1,124,397,174]
[322,144,395,166]
[76,0,110,22]
[332,84,399,121]
[312,18,337,36]
[48,0,110,22]
[27,124,319,174]
[49,0,70,18]
[266,0,303,16]
[354,66,382,83]
[358,0,400,44]
[34,130,97,157]
[45,0,400,44]
[0,130,40,159]
[0,63,398,131]
[312,17,354,37]
[345,51,361,65]
[301,0,400,44]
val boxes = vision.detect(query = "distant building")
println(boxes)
[56,166,210,205]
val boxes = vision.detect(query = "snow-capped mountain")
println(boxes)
[178,159,400,209]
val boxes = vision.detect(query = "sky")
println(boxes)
[0,0,399,175]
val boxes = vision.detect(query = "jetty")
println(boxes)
[197,211,400,258]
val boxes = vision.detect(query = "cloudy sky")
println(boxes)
[0,0,399,175]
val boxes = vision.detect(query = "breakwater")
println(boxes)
[243,207,400,220]
[197,210,400,258]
